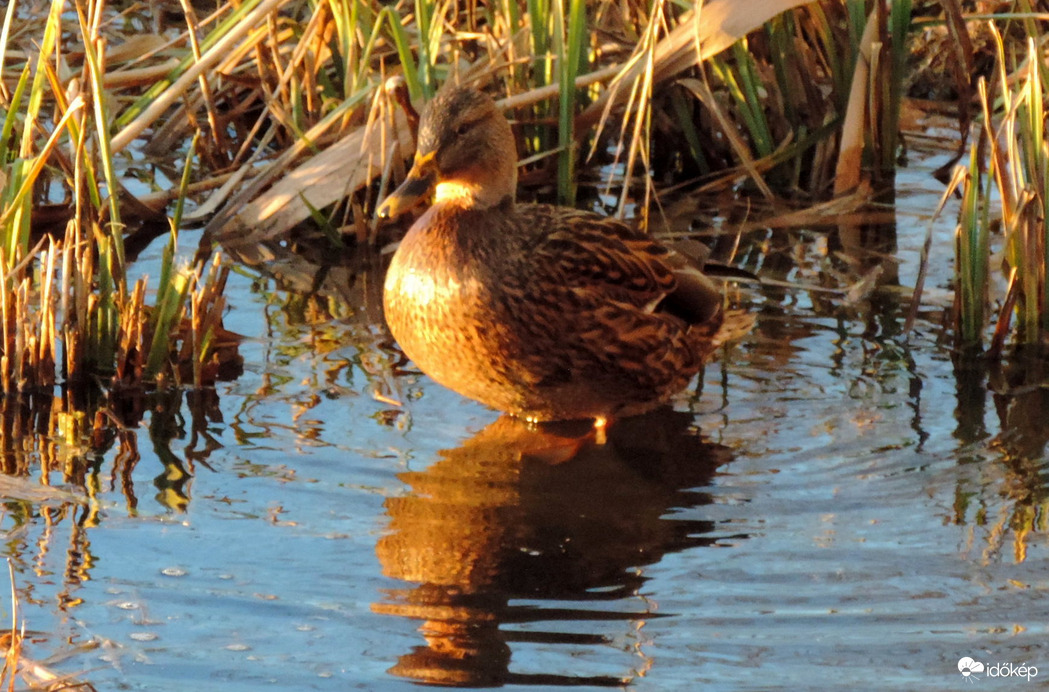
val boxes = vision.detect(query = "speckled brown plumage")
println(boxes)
[379,84,724,422]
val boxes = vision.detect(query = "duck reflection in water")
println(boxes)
[373,409,737,687]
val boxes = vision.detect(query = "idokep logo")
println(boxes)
[958,656,1039,683]
[959,657,984,680]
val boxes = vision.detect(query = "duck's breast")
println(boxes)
[383,211,510,393]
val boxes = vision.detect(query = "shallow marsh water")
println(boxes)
[3,152,1048,690]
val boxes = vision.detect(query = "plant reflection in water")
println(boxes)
[0,386,226,590]
[953,357,1049,564]
[372,410,738,687]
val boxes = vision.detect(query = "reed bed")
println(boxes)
[1,0,1049,391]
[202,0,915,240]
[948,14,1049,355]
[1,0,241,394]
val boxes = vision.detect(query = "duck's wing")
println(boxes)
[519,207,673,305]
[490,208,710,394]
[520,206,722,326]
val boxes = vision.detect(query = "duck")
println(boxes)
[377,82,725,424]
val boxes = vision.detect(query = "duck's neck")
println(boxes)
[434,170,517,210]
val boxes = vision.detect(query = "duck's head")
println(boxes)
[378,84,518,219]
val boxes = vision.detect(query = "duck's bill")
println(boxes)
[377,152,437,219]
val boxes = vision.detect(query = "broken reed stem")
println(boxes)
[1,560,21,688]
[0,213,232,392]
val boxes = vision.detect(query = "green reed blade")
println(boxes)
[0,66,29,166]
[374,7,422,102]
[146,237,190,379]
[956,144,989,348]
[766,14,798,127]
[173,133,201,234]
[557,0,587,205]
[528,0,551,85]
[19,0,62,158]
[878,0,911,176]
[415,0,437,97]
[79,17,126,278]
[669,87,708,174]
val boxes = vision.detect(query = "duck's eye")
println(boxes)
[455,123,470,137]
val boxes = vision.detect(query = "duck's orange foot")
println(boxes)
[593,416,609,446]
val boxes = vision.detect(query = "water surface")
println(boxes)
[2,157,1047,690]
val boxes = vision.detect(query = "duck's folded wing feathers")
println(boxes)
[523,212,677,310]
[521,209,722,326]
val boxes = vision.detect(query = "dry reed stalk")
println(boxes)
[0,560,22,690]
[111,0,292,148]
[834,6,879,195]
[114,278,148,387]
[0,544,97,690]
[0,254,10,389]
[209,93,415,242]
[606,0,660,221]
[579,0,818,129]
[185,254,232,387]
[178,0,230,164]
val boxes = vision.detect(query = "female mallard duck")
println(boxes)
[378,83,724,423]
